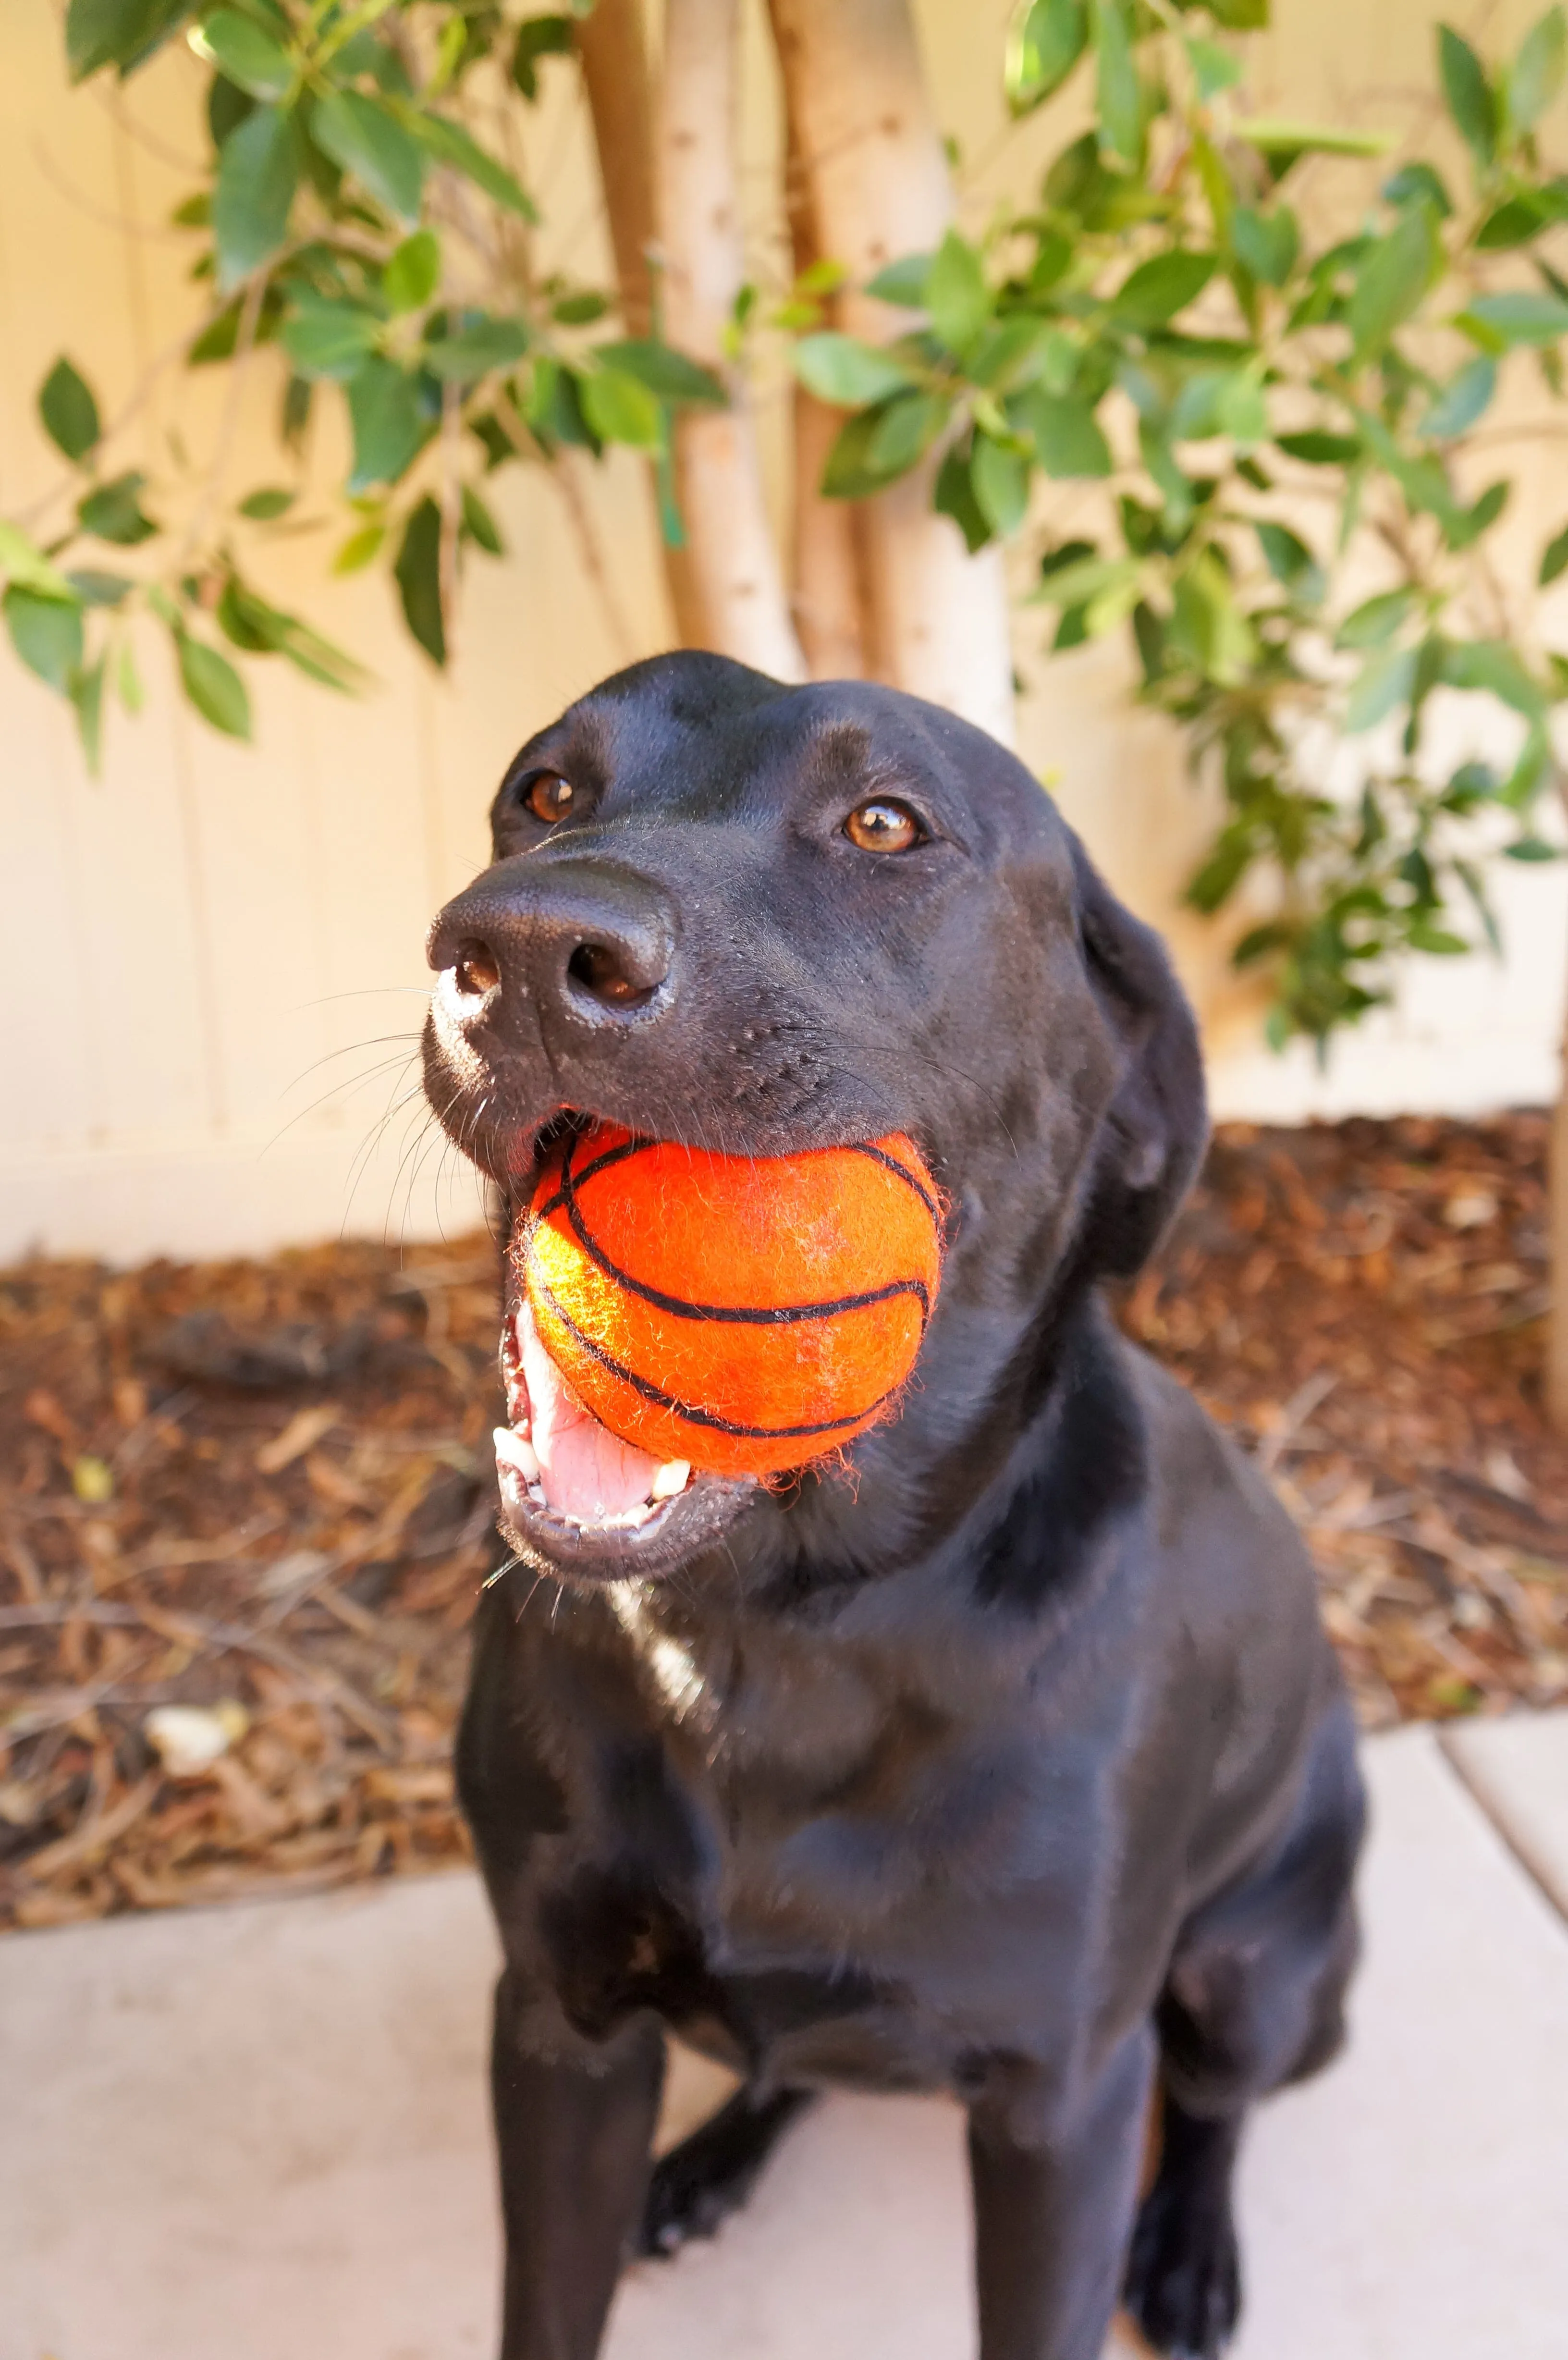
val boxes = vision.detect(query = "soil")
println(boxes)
[0,1111,1562,1933]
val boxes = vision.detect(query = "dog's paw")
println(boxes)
[638,2140,746,2257]
[1122,2176,1241,2359]
[636,2087,812,2261]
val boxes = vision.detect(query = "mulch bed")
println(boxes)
[0,1112,1563,1933]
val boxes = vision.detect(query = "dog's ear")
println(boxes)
[1069,836,1208,1278]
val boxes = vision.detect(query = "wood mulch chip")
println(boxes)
[0,1112,1562,1932]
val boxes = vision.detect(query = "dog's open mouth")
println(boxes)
[490,1120,760,1576]
[496,1293,694,1532]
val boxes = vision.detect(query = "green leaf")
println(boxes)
[0,522,75,601]
[1015,389,1112,477]
[512,12,574,101]
[933,442,992,553]
[1255,520,1323,599]
[1440,639,1547,714]
[1348,208,1435,362]
[1186,36,1242,101]
[1110,250,1217,326]
[1461,289,1568,345]
[1437,24,1496,164]
[865,254,934,307]
[1336,589,1414,649]
[237,487,294,520]
[460,484,503,555]
[1232,118,1392,160]
[926,230,991,356]
[553,290,610,326]
[1383,161,1453,217]
[865,390,948,477]
[1476,197,1548,249]
[65,566,134,604]
[793,332,916,408]
[1093,0,1142,166]
[1207,0,1269,25]
[332,520,384,574]
[77,470,157,544]
[394,496,445,665]
[213,105,297,289]
[1006,0,1088,112]
[1215,370,1268,444]
[384,229,441,315]
[116,639,144,713]
[1275,430,1360,464]
[969,318,1054,391]
[66,0,191,82]
[312,91,424,223]
[599,339,726,405]
[424,316,531,384]
[346,358,432,491]
[1407,921,1469,955]
[39,357,101,463]
[282,291,381,381]
[1421,355,1495,438]
[1345,642,1416,731]
[1540,522,1568,583]
[1231,207,1297,287]
[1505,834,1560,860]
[1448,479,1509,549]
[971,434,1030,537]
[69,651,107,774]
[407,110,538,221]
[190,9,292,100]
[1511,5,1567,131]
[3,587,85,690]
[579,366,663,448]
[820,409,886,499]
[216,574,364,689]
[177,631,251,738]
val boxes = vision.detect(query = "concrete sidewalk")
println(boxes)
[4,1721,1567,2360]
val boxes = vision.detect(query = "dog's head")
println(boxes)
[424,653,1206,1583]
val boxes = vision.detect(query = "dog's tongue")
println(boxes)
[518,1299,663,1520]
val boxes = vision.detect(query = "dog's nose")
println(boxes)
[426,859,674,1027]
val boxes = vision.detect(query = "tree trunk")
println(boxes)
[658,0,805,678]
[766,0,1016,747]
[573,0,702,650]
[784,116,871,679]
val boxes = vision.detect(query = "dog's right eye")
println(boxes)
[845,798,922,853]
[525,774,576,824]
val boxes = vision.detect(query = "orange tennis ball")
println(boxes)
[521,1123,943,1478]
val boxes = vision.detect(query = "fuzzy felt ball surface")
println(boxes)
[519,1123,943,1477]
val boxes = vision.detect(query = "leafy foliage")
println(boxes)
[7,0,1566,1060]
[793,1,1568,1049]
[7,0,721,770]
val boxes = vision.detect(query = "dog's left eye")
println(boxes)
[845,798,923,853]
[525,774,576,824]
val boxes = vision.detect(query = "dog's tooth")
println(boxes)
[492,1426,541,1482]
[650,1460,691,1501]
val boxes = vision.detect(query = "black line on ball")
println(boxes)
[845,1139,942,1222]
[530,1278,906,1442]
[553,1132,931,1329]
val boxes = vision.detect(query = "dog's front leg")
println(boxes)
[967,2028,1155,2360]
[490,1968,666,2360]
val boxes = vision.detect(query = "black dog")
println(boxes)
[422,653,1365,2360]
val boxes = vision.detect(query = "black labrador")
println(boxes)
[421,653,1365,2360]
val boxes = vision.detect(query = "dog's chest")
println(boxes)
[538,1603,1076,2075]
